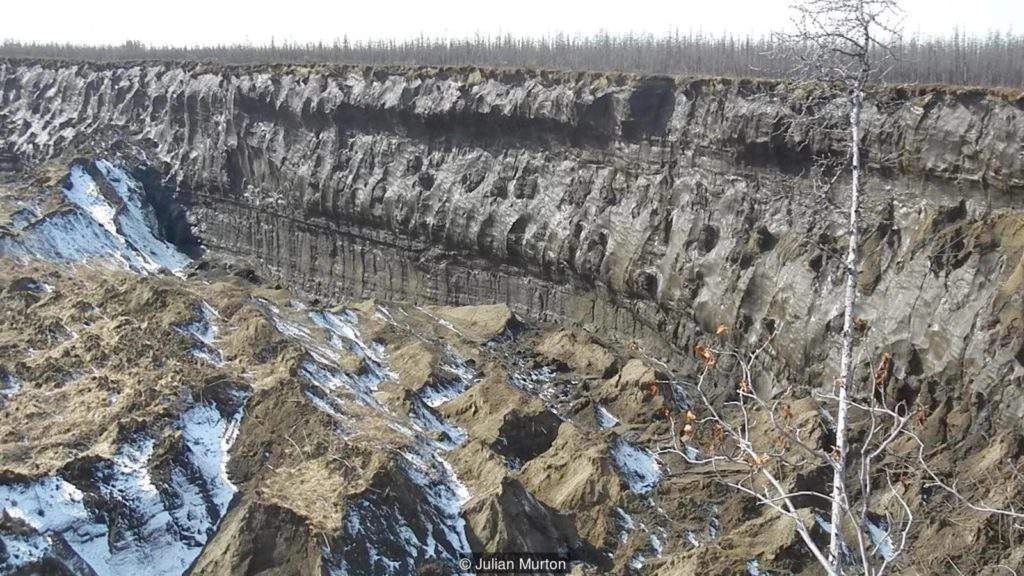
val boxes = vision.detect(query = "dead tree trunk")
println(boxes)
[830,73,863,571]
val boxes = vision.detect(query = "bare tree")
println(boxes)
[2,31,1023,87]
[640,3,1024,575]
[779,0,904,569]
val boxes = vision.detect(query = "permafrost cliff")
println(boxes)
[4,61,1023,418]
[1,60,1024,573]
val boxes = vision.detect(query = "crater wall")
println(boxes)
[3,60,1024,432]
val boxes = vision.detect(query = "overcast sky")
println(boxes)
[2,0,1019,46]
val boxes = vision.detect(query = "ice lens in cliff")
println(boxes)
[0,160,190,274]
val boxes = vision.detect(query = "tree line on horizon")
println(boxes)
[1,30,1022,88]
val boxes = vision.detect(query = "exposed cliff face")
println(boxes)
[2,60,1024,440]
[3,61,1024,574]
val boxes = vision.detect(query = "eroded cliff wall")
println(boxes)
[3,60,1024,434]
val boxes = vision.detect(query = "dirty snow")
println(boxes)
[177,301,224,365]
[595,403,619,429]
[866,517,896,561]
[333,447,472,575]
[0,160,191,275]
[0,399,246,576]
[611,437,663,494]
[0,371,21,399]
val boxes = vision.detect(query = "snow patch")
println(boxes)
[615,507,636,543]
[0,160,190,275]
[649,533,664,557]
[866,517,896,561]
[595,404,619,429]
[417,349,477,408]
[0,398,246,576]
[611,437,662,494]
[300,360,383,409]
[176,301,224,366]
[0,370,21,399]
[93,160,192,274]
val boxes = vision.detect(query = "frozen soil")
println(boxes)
[1,160,1022,575]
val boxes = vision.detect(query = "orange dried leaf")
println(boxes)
[715,323,729,335]
[694,343,717,368]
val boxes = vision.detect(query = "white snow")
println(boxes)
[417,349,477,408]
[611,437,663,494]
[683,444,700,461]
[20,279,53,293]
[0,160,191,276]
[595,404,619,429]
[9,205,39,230]
[63,164,118,236]
[0,477,112,574]
[177,301,224,365]
[409,400,469,448]
[866,517,896,561]
[397,449,473,562]
[179,402,243,512]
[616,507,636,543]
[0,529,50,571]
[300,360,383,409]
[0,398,246,576]
[650,533,664,557]
[94,160,192,274]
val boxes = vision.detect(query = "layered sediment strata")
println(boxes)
[2,60,1024,431]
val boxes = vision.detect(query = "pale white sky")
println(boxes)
[1,0,1019,45]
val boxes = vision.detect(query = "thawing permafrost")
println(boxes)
[265,304,475,575]
[610,437,663,494]
[177,301,225,366]
[418,349,477,408]
[0,160,190,275]
[0,400,245,575]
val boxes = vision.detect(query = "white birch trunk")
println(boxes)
[828,81,864,573]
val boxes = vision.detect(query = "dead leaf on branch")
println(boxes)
[694,343,717,368]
